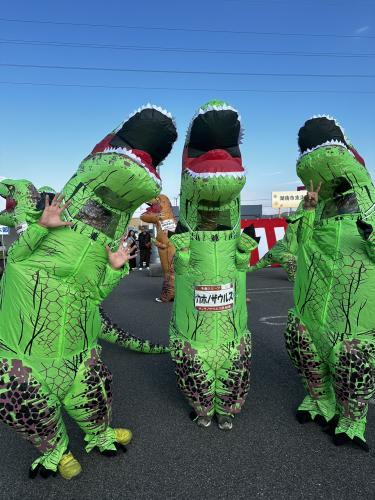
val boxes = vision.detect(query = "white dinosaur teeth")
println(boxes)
[306,114,350,144]
[298,139,349,159]
[185,103,243,146]
[184,168,246,179]
[101,147,161,187]
[103,147,146,167]
[113,103,177,133]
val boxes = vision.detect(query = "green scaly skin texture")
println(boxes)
[285,144,375,443]
[250,201,305,282]
[169,101,257,418]
[0,178,167,354]
[0,147,167,472]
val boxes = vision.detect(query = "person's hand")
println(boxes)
[38,193,73,228]
[304,180,322,210]
[106,237,137,270]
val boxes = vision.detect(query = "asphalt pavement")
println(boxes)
[0,268,374,499]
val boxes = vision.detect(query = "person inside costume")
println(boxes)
[138,227,152,270]
[169,100,259,430]
[285,115,374,451]
[140,194,176,302]
[126,229,138,270]
[0,104,177,479]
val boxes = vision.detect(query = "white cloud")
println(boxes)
[261,171,282,176]
[355,26,369,34]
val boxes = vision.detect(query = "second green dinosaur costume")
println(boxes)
[0,105,177,478]
[286,116,375,450]
[170,101,258,430]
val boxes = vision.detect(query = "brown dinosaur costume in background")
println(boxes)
[141,194,176,302]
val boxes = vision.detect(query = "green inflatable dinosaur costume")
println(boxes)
[0,180,169,354]
[169,101,258,430]
[0,104,177,478]
[285,115,374,451]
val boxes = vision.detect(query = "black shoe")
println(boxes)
[333,433,369,452]
[296,410,313,424]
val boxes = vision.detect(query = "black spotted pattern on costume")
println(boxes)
[0,358,65,453]
[285,311,330,400]
[170,338,214,416]
[333,338,375,420]
[218,335,251,414]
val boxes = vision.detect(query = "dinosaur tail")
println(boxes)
[99,307,169,354]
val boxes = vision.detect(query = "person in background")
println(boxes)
[126,229,137,271]
[138,226,152,270]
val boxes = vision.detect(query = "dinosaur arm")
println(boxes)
[236,232,258,272]
[170,233,191,274]
[154,239,167,249]
[96,262,130,302]
[7,223,48,263]
[296,209,316,244]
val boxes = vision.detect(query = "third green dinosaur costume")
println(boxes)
[286,116,375,450]
[0,104,177,478]
[169,101,258,430]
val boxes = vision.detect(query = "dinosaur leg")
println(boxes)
[170,338,215,425]
[215,333,252,430]
[284,310,336,424]
[330,338,375,451]
[160,271,175,302]
[63,348,132,456]
[0,357,71,477]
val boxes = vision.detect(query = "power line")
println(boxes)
[2,62,375,79]
[1,38,374,59]
[0,17,374,39]
[1,81,374,94]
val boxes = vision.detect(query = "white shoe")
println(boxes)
[139,268,143,271]
[155,298,163,303]
[147,267,150,270]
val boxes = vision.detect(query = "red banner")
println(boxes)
[241,218,288,265]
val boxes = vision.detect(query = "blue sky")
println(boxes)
[0,0,374,214]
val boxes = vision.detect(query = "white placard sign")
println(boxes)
[272,191,307,209]
[160,218,176,232]
[195,283,234,311]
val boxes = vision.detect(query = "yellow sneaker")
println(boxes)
[58,452,82,480]
[115,428,133,446]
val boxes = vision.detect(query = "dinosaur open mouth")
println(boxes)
[91,105,177,189]
[183,104,245,178]
[183,148,245,178]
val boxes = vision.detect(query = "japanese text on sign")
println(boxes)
[195,283,234,311]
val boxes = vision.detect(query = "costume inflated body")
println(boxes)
[285,116,375,449]
[0,105,177,476]
[169,101,257,428]
[140,194,176,302]
[0,181,168,355]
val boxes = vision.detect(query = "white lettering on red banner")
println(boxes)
[195,283,234,311]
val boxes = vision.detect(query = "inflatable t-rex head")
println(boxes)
[179,100,246,232]
[141,194,176,226]
[297,116,370,203]
[63,104,177,241]
[0,179,41,230]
